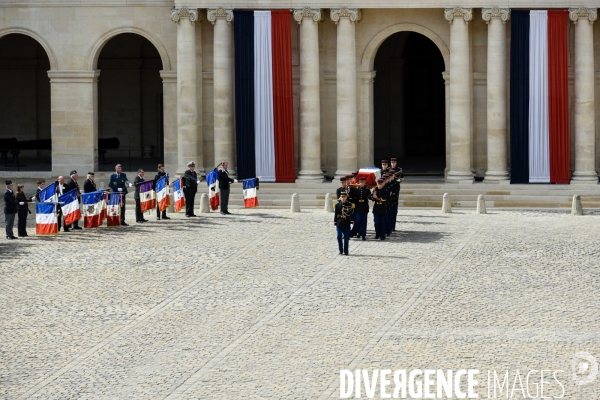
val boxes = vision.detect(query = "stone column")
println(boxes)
[294,7,324,182]
[160,71,178,175]
[444,7,474,182]
[48,70,99,175]
[569,7,598,183]
[208,8,236,177]
[331,7,361,178]
[482,7,510,182]
[171,7,199,175]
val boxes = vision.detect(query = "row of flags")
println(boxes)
[33,174,259,235]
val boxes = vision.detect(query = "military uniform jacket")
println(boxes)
[336,186,345,201]
[334,201,355,230]
[183,170,198,193]
[83,179,97,193]
[353,186,370,214]
[370,187,387,215]
[109,173,129,195]
[4,189,18,214]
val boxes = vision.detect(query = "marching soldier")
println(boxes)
[109,164,131,226]
[334,191,354,255]
[336,176,347,201]
[83,172,97,193]
[370,177,387,240]
[353,176,370,241]
[154,164,170,220]
[65,170,82,230]
[380,160,389,176]
[183,161,198,217]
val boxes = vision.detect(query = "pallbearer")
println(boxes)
[370,177,387,240]
[380,160,389,176]
[336,176,347,201]
[353,176,370,241]
[334,191,354,256]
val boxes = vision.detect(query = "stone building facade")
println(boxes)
[0,1,599,183]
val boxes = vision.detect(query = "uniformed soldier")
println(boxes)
[83,172,97,193]
[370,177,387,240]
[380,160,389,176]
[353,176,370,241]
[65,170,82,230]
[384,171,397,235]
[109,164,131,226]
[336,176,347,201]
[334,191,354,255]
[154,164,170,220]
[183,161,199,217]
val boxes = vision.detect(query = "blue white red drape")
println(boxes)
[510,10,569,184]
[234,10,295,182]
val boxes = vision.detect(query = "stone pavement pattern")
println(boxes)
[1,208,599,399]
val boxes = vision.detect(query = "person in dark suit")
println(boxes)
[4,180,18,239]
[133,169,148,223]
[16,184,32,237]
[55,176,69,232]
[334,191,354,255]
[109,164,130,226]
[35,180,45,200]
[353,177,370,241]
[183,161,198,217]
[83,172,97,193]
[154,164,170,220]
[65,170,82,230]
[217,161,236,215]
[370,178,387,240]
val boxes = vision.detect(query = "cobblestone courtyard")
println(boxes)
[1,208,599,399]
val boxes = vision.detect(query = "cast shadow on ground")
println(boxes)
[381,230,449,243]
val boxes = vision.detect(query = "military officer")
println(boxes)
[183,161,198,217]
[65,170,82,230]
[109,164,131,226]
[154,163,170,220]
[334,191,354,255]
[370,177,387,240]
[353,176,370,241]
[83,172,97,193]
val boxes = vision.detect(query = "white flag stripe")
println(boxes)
[36,213,57,224]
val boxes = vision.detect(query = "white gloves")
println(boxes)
[129,183,133,187]
[19,202,24,205]
[197,180,200,184]
[118,188,123,192]
[234,179,238,183]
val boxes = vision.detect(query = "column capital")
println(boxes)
[482,7,510,24]
[444,7,473,24]
[170,7,200,24]
[569,7,597,24]
[330,7,362,25]
[207,8,234,25]
[293,7,323,24]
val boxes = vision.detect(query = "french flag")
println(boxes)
[234,10,295,182]
[242,178,259,208]
[107,192,121,227]
[206,169,220,211]
[38,182,58,203]
[510,10,569,183]
[82,190,105,228]
[35,203,58,235]
[155,176,169,213]
[59,189,81,226]
[138,180,156,212]
[173,178,185,213]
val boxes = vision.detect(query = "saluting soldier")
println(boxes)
[154,163,170,220]
[109,164,130,226]
[334,191,355,255]
[65,170,82,230]
[83,172,97,193]
[353,176,370,241]
[370,177,387,240]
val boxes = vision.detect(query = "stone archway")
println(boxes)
[358,24,449,173]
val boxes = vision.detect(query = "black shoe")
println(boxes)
[73,226,82,230]
[162,216,170,220]
[157,216,161,220]
[7,236,17,240]
[375,235,380,240]
[121,222,129,226]
[63,229,70,232]
[225,211,232,215]
[362,237,366,241]
[339,251,343,255]
[18,234,28,237]
[380,237,386,241]
[141,219,148,222]
[344,253,349,256]
[189,214,197,217]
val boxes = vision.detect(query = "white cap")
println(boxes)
[187,161,196,167]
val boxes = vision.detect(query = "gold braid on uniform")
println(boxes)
[340,203,353,219]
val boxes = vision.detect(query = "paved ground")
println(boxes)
[1,207,599,399]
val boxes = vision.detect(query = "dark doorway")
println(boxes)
[0,34,51,171]
[97,33,164,172]
[374,32,445,175]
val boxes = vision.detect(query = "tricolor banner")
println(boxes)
[206,169,220,211]
[173,178,185,213]
[155,176,169,212]
[242,178,259,208]
[81,190,105,228]
[510,10,569,184]
[59,189,81,226]
[35,203,58,235]
[38,182,58,203]
[138,180,156,212]
[107,192,121,227]
[234,10,295,182]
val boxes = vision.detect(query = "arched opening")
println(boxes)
[97,33,164,171]
[374,32,445,175]
[0,34,51,171]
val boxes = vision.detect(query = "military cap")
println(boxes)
[340,191,348,196]
[377,178,384,183]
[381,160,389,164]
[391,158,397,162]
[340,176,346,182]
[187,161,195,167]
[70,170,77,176]
[352,170,359,176]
